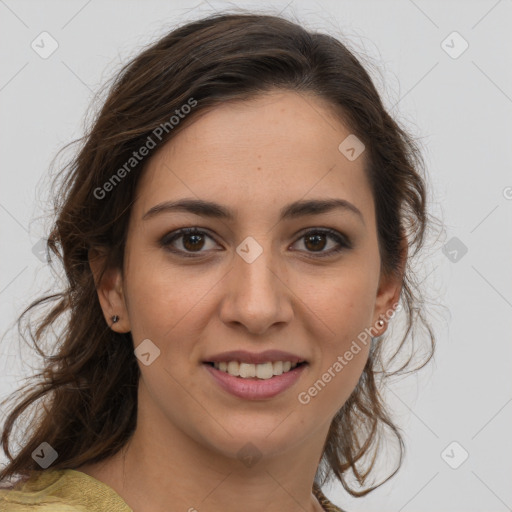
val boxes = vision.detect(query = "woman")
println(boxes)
[0,11,436,512]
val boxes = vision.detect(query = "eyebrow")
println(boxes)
[142,197,365,225]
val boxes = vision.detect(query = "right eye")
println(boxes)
[159,228,220,257]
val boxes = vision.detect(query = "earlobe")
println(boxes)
[88,248,131,333]
[373,236,408,334]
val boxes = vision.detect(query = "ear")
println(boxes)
[88,247,131,333]
[372,235,407,336]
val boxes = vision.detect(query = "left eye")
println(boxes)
[160,228,350,258]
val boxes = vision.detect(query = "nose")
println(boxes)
[218,244,294,335]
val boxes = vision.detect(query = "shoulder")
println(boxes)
[0,469,131,512]
[0,469,83,511]
[0,489,85,511]
[0,495,82,511]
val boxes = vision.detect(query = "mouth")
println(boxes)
[203,360,309,400]
[203,360,308,380]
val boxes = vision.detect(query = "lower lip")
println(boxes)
[203,363,308,400]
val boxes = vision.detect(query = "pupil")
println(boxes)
[183,234,204,251]
[305,233,326,251]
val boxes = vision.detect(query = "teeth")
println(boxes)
[212,361,301,379]
[227,361,239,376]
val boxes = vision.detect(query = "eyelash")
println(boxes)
[159,227,351,259]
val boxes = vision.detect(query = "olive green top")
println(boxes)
[0,469,345,511]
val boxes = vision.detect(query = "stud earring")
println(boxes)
[111,315,119,324]
[377,318,385,328]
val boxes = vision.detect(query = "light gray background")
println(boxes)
[1,1,511,511]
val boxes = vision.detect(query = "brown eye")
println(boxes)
[182,232,206,252]
[160,228,218,257]
[304,233,328,252]
[160,227,351,259]
[292,229,351,257]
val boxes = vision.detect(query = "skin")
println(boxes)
[79,90,404,512]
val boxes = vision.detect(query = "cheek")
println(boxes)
[124,250,204,333]
[124,255,221,375]
[301,267,375,407]
[317,266,378,336]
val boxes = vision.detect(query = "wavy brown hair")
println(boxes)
[0,10,440,497]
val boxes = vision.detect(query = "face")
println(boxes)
[92,90,401,461]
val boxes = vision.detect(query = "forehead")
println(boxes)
[132,91,374,226]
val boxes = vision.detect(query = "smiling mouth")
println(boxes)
[204,361,307,380]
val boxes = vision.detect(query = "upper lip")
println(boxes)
[203,350,307,365]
